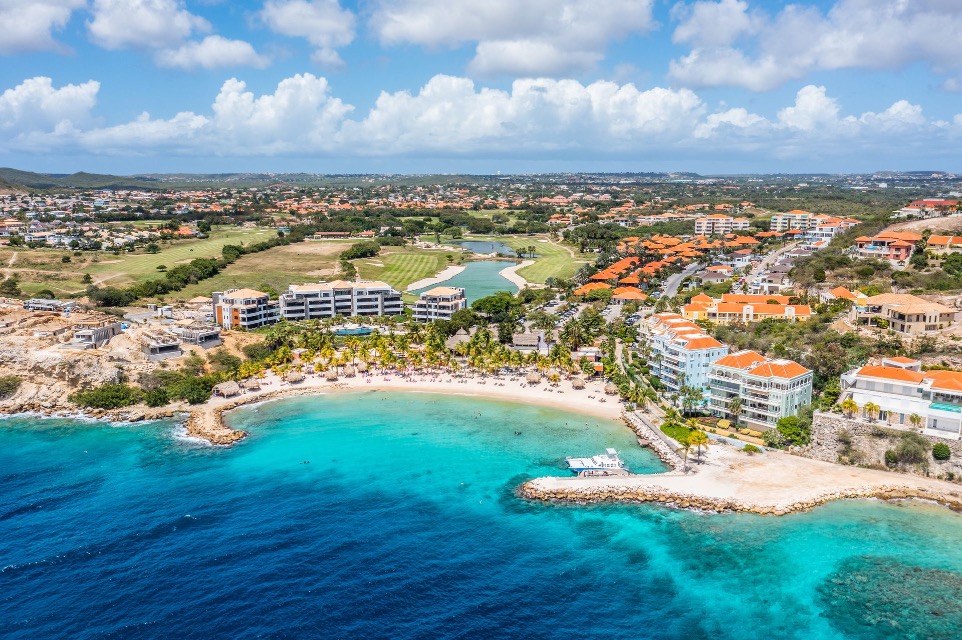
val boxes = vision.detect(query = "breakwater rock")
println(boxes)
[517,477,962,516]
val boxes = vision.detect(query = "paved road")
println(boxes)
[747,241,801,283]
[661,263,702,299]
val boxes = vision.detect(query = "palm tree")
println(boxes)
[840,397,858,418]
[728,395,743,427]
[909,413,923,431]
[688,429,709,461]
[863,402,880,422]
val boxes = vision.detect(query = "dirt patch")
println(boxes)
[280,242,350,257]
[886,215,962,234]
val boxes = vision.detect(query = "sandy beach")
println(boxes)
[185,369,622,444]
[405,265,465,291]
[499,260,536,289]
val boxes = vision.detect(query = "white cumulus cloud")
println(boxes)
[2,75,960,168]
[0,76,99,133]
[87,0,210,50]
[260,0,355,69]
[371,0,655,77]
[156,36,270,70]
[0,0,85,54]
[669,0,962,90]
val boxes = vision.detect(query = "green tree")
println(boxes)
[727,396,743,426]
[775,415,811,447]
[933,442,951,461]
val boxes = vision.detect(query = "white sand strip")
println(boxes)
[500,260,536,289]
[405,265,465,292]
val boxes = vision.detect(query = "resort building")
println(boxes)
[927,235,962,255]
[643,313,729,404]
[412,286,467,322]
[683,293,813,325]
[708,350,813,431]
[213,289,281,330]
[851,231,920,262]
[771,210,860,233]
[819,286,867,305]
[848,293,957,335]
[894,199,960,219]
[694,214,749,236]
[279,280,404,320]
[840,358,962,440]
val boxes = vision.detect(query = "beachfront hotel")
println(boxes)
[213,289,281,330]
[708,350,813,430]
[840,357,962,440]
[279,280,404,320]
[411,287,467,322]
[643,313,729,404]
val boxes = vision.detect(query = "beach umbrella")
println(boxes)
[325,370,339,381]
[604,383,619,395]
[343,365,356,377]
[213,381,241,397]
[285,371,305,383]
[241,378,261,391]
[526,371,542,384]
[357,362,369,373]
[571,377,585,390]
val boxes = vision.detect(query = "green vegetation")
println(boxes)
[340,241,382,260]
[354,246,451,292]
[660,422,694,443]
[471,235,591,284]
[742,444,762,455]
[69,383,143,409]
[933,442,952,461]
[763,413,814,448]
[0,375,22,398]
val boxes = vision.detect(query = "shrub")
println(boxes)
[884,449,898,466]
[0,375,22,398]
[340,241,380,260]
[143,388,170,407]
[69,384,142,409]
[933,442,952,461]
[743,444,762,455]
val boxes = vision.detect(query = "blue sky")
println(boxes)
[0,0,961,175]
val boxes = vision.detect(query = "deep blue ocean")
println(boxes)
[2,392,962,639]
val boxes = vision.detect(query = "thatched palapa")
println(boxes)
[604,383,619,395]
[526,371,542,384]
[285,370,305,383]
[325,370,339,381]
[213,381,241,397]
[571,377,585,390]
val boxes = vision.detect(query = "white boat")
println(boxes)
[566,448,627,474]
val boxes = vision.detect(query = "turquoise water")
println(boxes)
[2,392,962,639]
[334,327,374,336]
[449,240,526,256]
[413,260,518,303]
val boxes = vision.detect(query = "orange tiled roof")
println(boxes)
[713,350,766,369]
[748,360,811,379]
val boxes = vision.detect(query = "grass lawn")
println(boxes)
[660,423,694,444]
[169,239,353,301]
[354,246,452,292]
[84,226,273,287]
[466,235,591,284]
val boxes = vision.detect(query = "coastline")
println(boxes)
[405,264,466,292]
[184,370,622,444]
[519,445,962,516]
[499,260,536,289]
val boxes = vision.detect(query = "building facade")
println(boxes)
[279,280,403,320]
[849,293,957,335]
[708,350,813,430]
[644,313,729,405]
[841,358,962,440]
[412,286,467,322]
[213,289,280,330]
[694,214,750,236]
[683,293,813,325]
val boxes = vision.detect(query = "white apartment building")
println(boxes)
[214,288,281,330]
[708,350,813,430]
[840,357,962,440]
[644,313,729,405]
[771,211,860,233]
[694,214,750,236]
[412,286,467,322]
[280,280,403,320]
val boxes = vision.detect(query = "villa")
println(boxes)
[849,293,957,334]
[852,231,921,262]
[840,357,962,440]
[708,350,813,431]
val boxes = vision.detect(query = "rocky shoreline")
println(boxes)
[517,477,962,516]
